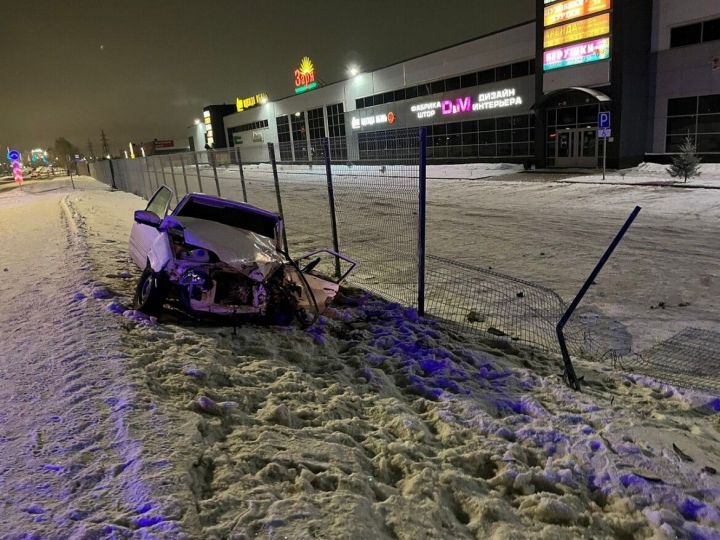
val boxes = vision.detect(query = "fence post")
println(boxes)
[210,150,221,197]
[557,205,642,391]
[194,151,203,193]
[323,138,341,279]
[152,157,161,191]
[268,143,289,256]
[417,127,428,316]
[235,146,248,202]
[180,155,190,195]
[167,155,180,202]
[160,156,169,193]
[109,159,117,190]
[144,157,155,196]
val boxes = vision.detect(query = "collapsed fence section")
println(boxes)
[86,137,592,379]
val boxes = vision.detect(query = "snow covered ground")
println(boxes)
[1,176,720,538]
[558,162,720,187]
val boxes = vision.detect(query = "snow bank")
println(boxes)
[68,179,720,537]
[560,161,720,186]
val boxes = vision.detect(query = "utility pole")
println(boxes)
[100,130,110,157]
[87,140,95,160]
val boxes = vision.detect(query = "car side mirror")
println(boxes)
[134,210,162,228]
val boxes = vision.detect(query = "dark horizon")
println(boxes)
[0,0,534,154]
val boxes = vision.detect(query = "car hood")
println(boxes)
[172,216,284,280]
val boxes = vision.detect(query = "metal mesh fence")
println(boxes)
[615,328,720,394]
[424,255,588,356]
[329,134,421,306]
[84,138,574,358]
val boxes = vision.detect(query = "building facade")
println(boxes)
[190,0,720,168]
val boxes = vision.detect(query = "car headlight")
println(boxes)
[176,244,220,263]
[179,269,213,290]
[178,247,212,263]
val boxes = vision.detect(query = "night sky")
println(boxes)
[1,0,534,154]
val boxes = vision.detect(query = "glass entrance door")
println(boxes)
[555,128,598,167]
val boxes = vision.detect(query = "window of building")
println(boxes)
[431,80,445,94]
[326,102,347,160]
[353,59,533,109]
[668,97,697,116]
[460,72,477,88]
[511,61,529,78]
[357,114,534,161]
[307,107,326,141]
[666,93,720,153]
[276,115,292,161]
[232,119,269,133]
[477,68,495,85]
[291,112,308,161]
[699,94,720,114]
[704,17,720,42]
[670,22,702,48]
[445,77,461,91]
[495,64,512,81]
[669,17,720,48]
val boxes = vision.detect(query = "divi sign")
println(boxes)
[410,88,522,119]
[442,97,472,115]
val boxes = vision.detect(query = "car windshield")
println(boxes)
[174,196,279,240]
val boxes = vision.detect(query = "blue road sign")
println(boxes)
[599,111,611,129]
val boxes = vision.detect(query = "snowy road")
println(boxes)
[0,186,190,537]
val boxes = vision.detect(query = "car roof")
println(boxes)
[174,193,281,223]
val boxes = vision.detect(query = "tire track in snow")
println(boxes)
[0,190,184,537]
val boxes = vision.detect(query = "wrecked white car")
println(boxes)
[129,186,356,324]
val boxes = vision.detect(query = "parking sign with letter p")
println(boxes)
[599,111,611,129]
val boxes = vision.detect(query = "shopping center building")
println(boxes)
[189,0,720,168]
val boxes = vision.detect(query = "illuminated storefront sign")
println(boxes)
[236,93,269,112]
[474,88,523,110]
[544,13,610,48]
[410,88,523,119]
[411,101,441,119]
[7,149,23,185]
[203,110,211,126]
[543,37,610,70]
[294,56,318,94]
[544,0,611,27]
[351,111,396,129]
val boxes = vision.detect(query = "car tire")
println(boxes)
[134,264,167,317]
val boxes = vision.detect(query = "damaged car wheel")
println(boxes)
[135,265,167,316]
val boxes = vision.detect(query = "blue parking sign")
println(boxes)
[599,111,611,129]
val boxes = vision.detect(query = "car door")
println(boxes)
[129,186,174,268]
